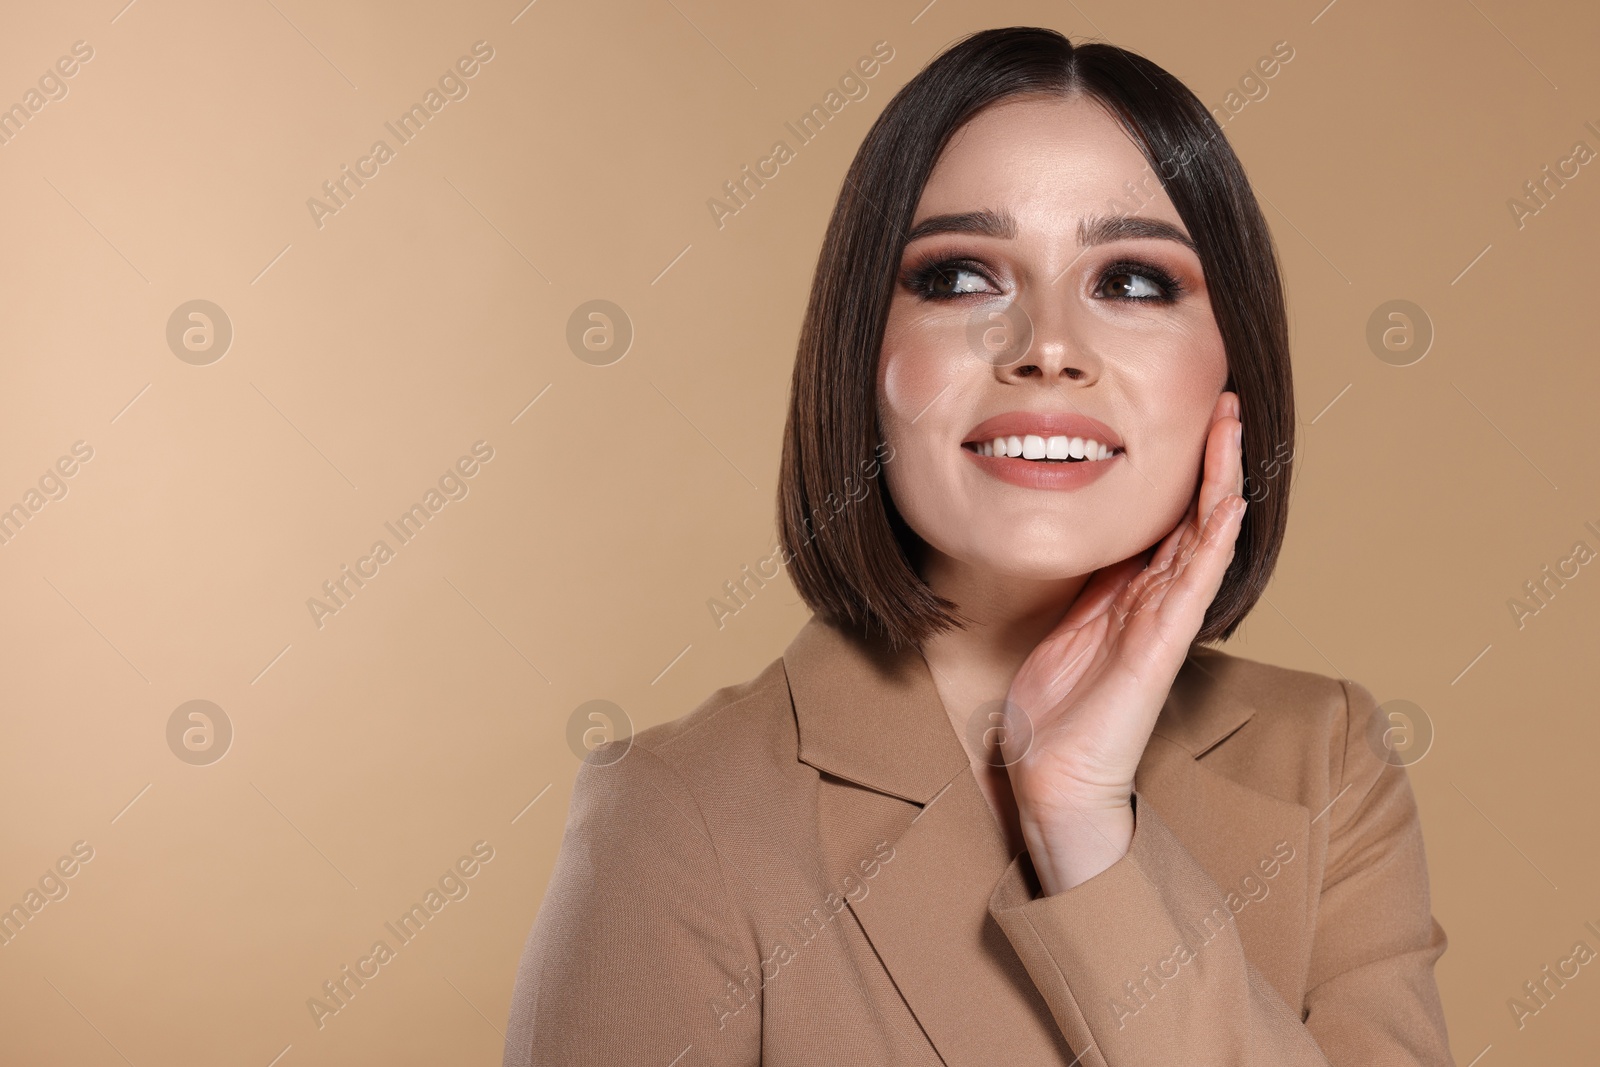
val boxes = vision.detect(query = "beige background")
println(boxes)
[0,0,1595,1063]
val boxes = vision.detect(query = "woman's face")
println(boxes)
[877,93,1230,587]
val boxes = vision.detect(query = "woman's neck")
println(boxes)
[913,553,1092,858]
[916,551,1091,752]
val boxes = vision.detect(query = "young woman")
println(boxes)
[504,26,1453,1066]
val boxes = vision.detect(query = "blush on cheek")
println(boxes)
[877,347,965,497]
[878,346,956,427]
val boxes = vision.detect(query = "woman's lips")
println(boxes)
[962,410,1124,450]
[962,442,1121,490]
[960,410,1125,491]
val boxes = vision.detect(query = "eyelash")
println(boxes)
[899,255,1185,304]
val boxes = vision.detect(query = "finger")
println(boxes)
[1146,470,1208,576]
[1231,395,1245,500]
[1156,492,1247,640]
[1137,482,1248,619]
[1149,391,1239,576]
[1112,558,1175,625]
[1197,392,1243,531]
[1011,610,1114,711]
[1047,554,1145,636]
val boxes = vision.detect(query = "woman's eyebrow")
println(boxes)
[903,207,1196,255]
[904,208,1016,243]
[1079,212,1196,254]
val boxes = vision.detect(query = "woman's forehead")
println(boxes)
[916,96,1181,232]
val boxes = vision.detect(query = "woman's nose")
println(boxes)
[985,293,1102,384]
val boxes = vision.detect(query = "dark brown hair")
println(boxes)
[777,26,1294,653]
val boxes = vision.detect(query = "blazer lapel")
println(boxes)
[782,616,1312,1062]
[784,615,1077,1064]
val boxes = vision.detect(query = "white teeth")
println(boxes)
[973,434,1118,462]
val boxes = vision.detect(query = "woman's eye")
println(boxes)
[1097,264,1182,303]
[903,258,1180,303]
[906,261,995,299]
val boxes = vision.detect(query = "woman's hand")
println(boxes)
[1000,391,1247,895]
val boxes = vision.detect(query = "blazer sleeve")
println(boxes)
[502,742,762,1067]
[986,678,1454,1066]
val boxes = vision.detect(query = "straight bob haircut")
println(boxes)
[777,26,1294,653]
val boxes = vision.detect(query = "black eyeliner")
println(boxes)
[901,252,1183,303]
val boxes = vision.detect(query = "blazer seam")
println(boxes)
[1014,911,1103,1066]
[658,663,789,754]
[630,741,762,966]
[1333,679,1355,835]
[1329,678,1395,850]
[1323,679,1408,883]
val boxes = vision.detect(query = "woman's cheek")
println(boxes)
[878,340,956,430]
[879,345,964,463]
[1148,411,1213,534]
[878,421,947,531]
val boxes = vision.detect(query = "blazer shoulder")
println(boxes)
[1192,645,1365,730]
[566,652,813,892]
[602,650,799,792]
[1187,646,1379,799]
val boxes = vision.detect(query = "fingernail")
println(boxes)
[1234,423,1243,450]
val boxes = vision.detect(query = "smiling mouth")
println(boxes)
[962,434,1124,463]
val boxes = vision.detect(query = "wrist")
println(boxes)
[1010,770,1134,821]
[1017,794,1134,895]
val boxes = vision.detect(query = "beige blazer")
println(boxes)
[503,613,1454,1065]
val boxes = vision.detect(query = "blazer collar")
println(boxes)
[782,612,1257,799]
[780,614,1309,1066]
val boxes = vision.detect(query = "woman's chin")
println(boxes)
[952,545,1135,585]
